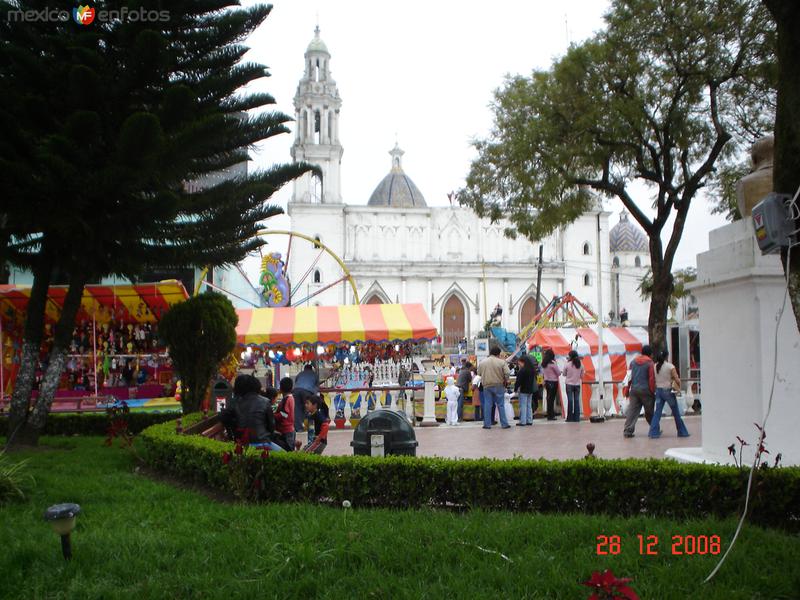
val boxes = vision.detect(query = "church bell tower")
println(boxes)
[290,26,343,204]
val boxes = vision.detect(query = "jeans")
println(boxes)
[545,381,559,419]
[457,389,465,421]
[649,388,690,438]
[482,385,509,428]
[565,384,581,421]
[293,388,312,432]
[518,392,533,425]
[250,441,284,452]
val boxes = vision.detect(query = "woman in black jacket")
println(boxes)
[514,354,539,426]
[220,374,286,451]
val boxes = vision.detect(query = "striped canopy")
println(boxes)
[236,303,437,347]
[528,326,650,415]
[0,281,189,324]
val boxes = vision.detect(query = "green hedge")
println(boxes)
[139,419,800,530]
[0,411,180,437]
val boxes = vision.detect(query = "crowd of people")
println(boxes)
[220,369,330,455]
[219,342,691,450]
[443,343,691,440]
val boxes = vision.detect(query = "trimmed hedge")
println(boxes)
[0,411,180,437]
[139,419,800,530]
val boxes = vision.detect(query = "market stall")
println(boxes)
[527,326,649,417]
[0,281,188,411]
[234,302,438,427]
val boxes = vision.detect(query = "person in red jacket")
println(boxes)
[274,377,296,451]
[623,344,657,438]
[301,395,330,454]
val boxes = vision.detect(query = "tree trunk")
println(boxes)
[5,252,52,449]
[764,1,800,333]
[21,273,87,445]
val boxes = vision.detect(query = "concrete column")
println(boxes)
[420,368,439,426]
[667,219,800,466]
[503,279,509,329]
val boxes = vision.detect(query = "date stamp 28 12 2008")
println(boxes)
[596,534,722,556]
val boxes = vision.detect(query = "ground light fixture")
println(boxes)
[44,503,81,560]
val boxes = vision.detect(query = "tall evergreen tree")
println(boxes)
[1,1,316,447]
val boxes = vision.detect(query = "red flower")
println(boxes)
[727,444,736,456]
[581,569,639,600]
[234,443,244,455]
[260,449,270,459]
[222,451,231,465]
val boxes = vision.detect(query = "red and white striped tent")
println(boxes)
[527,326,649,416]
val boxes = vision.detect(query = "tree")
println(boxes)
[1,1,315,447]
[159,292,238,413]
[761,2,800,333]
[458,0,775,349]
[638,267,696,320]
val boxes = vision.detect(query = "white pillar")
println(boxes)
[503,279,509,329]
[667,219,800,465]
[421,368,439,426]
[401,278,407,304]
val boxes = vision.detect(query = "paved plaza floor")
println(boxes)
[321,414,702,460]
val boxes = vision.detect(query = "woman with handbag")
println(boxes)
[648,351,690,438]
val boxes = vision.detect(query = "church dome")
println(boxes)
[306,26,329,55]
[610,210,648,252]
[367,143,427,208]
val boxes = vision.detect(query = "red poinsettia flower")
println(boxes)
[222,451,231,465]
[581,569,639,600]
[260,449,270,459]
[234,443,244,455]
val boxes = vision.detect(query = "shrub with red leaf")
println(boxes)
[582,569,639,600]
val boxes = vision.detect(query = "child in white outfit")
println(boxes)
[444,376,460,425]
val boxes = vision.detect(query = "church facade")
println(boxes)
[286,28,650,346]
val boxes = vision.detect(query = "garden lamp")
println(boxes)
[44,503,81,560]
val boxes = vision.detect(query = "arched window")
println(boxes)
[313,269,321,284]
[583,273,592,286]
[582,242,591,256]
[635,256,642,268]
[612,256,620,268]
[314,110,321,144]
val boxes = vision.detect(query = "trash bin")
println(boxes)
[350,409,418,457]
[212,378,232,412]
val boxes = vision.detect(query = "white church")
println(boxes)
[286,28,650,347]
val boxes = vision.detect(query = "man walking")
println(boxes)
[623,344,656,438]
[477,345,511,429]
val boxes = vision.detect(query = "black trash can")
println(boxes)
[212,378,233,412]
[351,410,418,457]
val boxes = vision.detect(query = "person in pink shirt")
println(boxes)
[541,348,562,420]
[561,350,584,422]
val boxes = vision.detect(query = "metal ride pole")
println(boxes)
[591,211,606,423]
[92,308,98,397]
[0,315,4,403]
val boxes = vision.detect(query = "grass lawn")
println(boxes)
[1,437,798,600]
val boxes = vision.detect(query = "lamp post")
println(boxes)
[44,503,81,560]
[591,211,606,423]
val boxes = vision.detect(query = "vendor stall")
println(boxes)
[0,281,188,411]
[527,326,649,417]
[234,303,438,427]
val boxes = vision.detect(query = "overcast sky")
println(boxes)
[240,0,731,273]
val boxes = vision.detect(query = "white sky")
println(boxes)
[241,0,729,274]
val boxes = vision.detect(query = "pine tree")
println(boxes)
[1,1,316,447]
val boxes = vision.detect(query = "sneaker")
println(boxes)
[678,433,691,438]
[501,425,511,429]
[624,432,634,438]
[482,426,492,430]
[516,423,525,427]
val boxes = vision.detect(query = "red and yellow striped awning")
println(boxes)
[0,281,189,325]
[236,303,437,347]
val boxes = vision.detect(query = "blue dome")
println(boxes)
[610,210,648,252]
